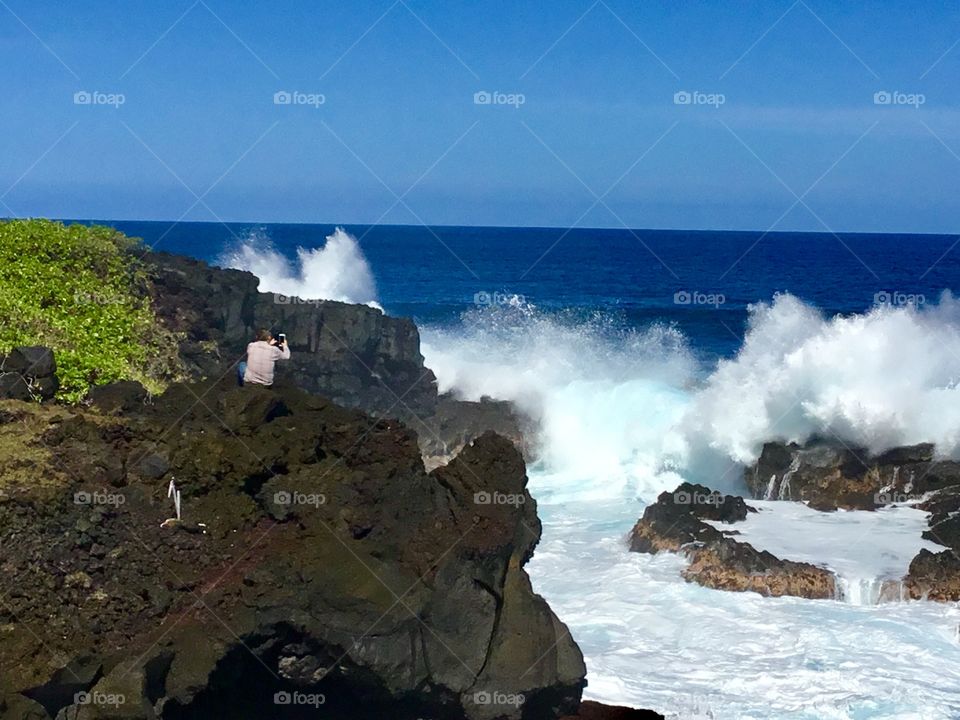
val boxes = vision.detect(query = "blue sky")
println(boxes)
[1,0,958,232]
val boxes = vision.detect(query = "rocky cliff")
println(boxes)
[0,375,583,719]
[144,252,526,468]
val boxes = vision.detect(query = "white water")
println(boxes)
[226,241,960,717]
[219,227,382,309]
[701,501,942,606]
[420,298,960,718]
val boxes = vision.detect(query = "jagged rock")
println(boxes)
[5,346,57,377]
[145,253,438,420]
[0,381,584,720]
[0,346,59,401]
[418,396,531,471]
[143,253,531,462]
[629,483,835,599]
[746,440,960,511]
[906,548,960,601]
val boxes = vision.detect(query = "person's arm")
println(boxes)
[275,342,291,360]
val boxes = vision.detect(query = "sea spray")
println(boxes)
[421,302,703,500]
[219,226,381,308]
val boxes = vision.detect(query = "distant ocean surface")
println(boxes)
[80,219,960,719]
[93,220,960,361]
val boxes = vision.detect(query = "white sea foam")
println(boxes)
[219,226,381,309]
[685,291,960,464]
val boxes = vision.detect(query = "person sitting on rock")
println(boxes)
[239,329,290,387]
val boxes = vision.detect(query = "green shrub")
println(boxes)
[0,219,183,402]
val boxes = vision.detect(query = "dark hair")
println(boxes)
[255,328,272,342]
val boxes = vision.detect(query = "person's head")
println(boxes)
[255,328,273,343]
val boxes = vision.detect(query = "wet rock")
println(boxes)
[418,395,532,471]
[746,440,960,511]
[630,483,834,599]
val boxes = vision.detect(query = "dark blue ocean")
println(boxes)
[99,220,960,360]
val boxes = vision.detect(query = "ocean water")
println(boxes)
[98,220,960,718]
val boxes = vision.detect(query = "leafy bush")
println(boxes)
[0,219,182,401]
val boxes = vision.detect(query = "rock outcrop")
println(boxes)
[905,486,960,601]
[0,376,584,719]
[0,346,59,401]
[746,440,960,511]
[144,252,527,468]
[629,483,836,599]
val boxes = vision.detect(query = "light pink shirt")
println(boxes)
[244,341,290,386]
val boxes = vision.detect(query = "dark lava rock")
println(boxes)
[746,439,960,511]
[630,483,835,599]
[144,252,534,464]
[4,346,57,377]
[0,346,59,401]
[88,381,148,414]
[903,486,960,600]
[560,701,664,719]
[419,395,532,471]
[0,380,584,720]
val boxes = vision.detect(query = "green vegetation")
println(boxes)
[0,219,182,402]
